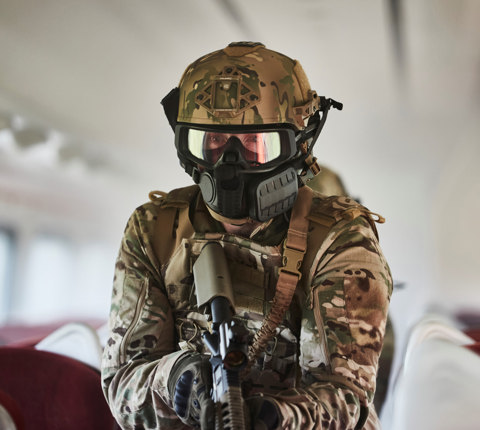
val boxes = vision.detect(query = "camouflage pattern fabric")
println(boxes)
[306,165,395,416]
[101,186,392,429]
[177,42,319,130]
[306,165,348,197]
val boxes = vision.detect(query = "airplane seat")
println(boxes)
[0,346,119,430]
[463,323,480,355]
[388,314,480,430]
[466,342,480,356]
[96,321,110,348]
[464,328,480,342]
[34,321,103,370]
[400,313,474,372]
[0,389,24,430]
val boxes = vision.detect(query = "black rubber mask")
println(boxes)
[194,136,298,222]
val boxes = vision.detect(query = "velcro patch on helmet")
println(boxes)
[195,66,261,117]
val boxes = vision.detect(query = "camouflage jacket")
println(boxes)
[101,185,392,429]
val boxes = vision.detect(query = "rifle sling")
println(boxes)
[246,185,312,370]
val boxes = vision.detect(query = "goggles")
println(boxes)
[175,124,298,169]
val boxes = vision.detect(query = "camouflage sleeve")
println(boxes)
[269,215,392,429]
[101,204,189,429]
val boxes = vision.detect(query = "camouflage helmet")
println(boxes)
[176,42,321,131]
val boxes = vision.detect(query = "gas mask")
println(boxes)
[174,124,300,222]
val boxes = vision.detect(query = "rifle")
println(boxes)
[193,242,249,430]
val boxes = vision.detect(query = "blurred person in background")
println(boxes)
[101,42,392,429]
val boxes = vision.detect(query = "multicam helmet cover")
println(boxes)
[177,42,321,131]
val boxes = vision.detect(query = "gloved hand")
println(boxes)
[245,395,282,430]
[167,352,214,429]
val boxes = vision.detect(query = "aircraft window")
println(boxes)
[7,234,115,324]
[73,242,116,317]
[21,234,75,323]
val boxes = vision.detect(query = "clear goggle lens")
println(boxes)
[187,129,283,165]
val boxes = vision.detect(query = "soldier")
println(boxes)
[101,42,392,429]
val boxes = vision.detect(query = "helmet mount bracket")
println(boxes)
[294,97,343,180]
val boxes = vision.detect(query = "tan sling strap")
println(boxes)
[245,185,313,371]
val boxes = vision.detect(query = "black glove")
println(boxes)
[167,352,214,429]
[245,395,282,430]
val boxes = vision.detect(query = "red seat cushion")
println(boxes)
[466,342,480,356]
[0,389,25,430]
[0,347,118,430]
[465,328,480,342]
